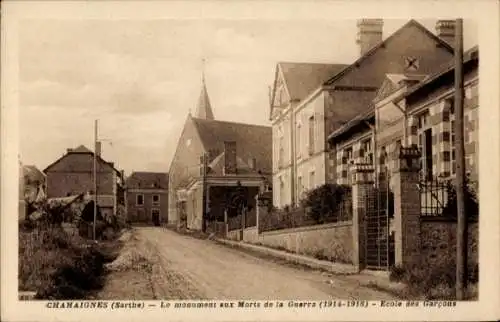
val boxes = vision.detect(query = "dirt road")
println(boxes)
[130,227,395,300]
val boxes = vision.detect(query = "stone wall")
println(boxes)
[242,227,258,243]
[227,229,240,241]
[257,221,353,264]
[420,219,478,268]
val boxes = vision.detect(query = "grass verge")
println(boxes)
[19,222,124,300]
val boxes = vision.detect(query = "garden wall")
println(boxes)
[257,221,353,264]
[420,218,478,267]
[227,229,240,241]
[242,227,258,243]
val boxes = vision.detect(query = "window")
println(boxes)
[279,177,285,206]
[308,115,315,155]
[360,139,373,164]
[342,147,353,165]
[417,110,433,181]
[136,194,144,206]
[296,122,302,158]
[297,176,303,198]
[152,194,160,206]
[450,110,456,175]
[309,171,316,189]
[279,136,285,168]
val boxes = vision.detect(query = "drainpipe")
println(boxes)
[290,104,296,207]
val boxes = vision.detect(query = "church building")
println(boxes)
[167,74,272,231]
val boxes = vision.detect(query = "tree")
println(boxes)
[300,183,351,223]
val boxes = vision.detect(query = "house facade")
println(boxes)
[126,172,169,225]
[168,76,272,231]
[328,46,479,188]
[19,162,47,220]
[43,145,125,220]
[269,19,457,208]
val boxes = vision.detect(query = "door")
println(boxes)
[152,209,160,226]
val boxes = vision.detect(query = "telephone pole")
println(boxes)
[201,153,208,233]
[454,19,467,300]
[93,120,98,241]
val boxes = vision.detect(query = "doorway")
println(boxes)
[152,209,160,226]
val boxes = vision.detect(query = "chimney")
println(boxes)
[95,141,102,157]
[224,141,237,175]
[436,20,456,48]
[66,148,73,153]
[356,19,384,56]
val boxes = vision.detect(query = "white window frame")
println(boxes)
[360,138,373,164]
[152,194,160,206]
[417,109,433,180]
[309,169,316,190]
[297,175,303,199]
[296,121,302,159]
[136,194,144,206]
[308,115,315,156]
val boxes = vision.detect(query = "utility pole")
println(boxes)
[201,153,208,233]
[454,18,467,300]
[93,120,98,241]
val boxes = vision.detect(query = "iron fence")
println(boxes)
[259,192,352,233]
[245,209,257,228]
[418,179,450,217]
[228,215,242,231]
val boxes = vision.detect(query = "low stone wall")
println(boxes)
[242,227,258,243]
[227,229,240,241]
[256,221,353,264]
[420,218,478,268]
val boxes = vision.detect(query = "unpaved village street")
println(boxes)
[100,227,396,300]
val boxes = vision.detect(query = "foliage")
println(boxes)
[442,174,479,220]
[299,184,352,224]
[19,221,120,299]
[389,258,479,300]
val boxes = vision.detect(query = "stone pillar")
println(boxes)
[224,209,228,238]
[255,194,260,233]
[351,163,375,271]
[392,146,421,266]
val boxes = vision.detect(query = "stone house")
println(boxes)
[43,145,126,220]
[19,162,46,220]
[126,171,169,226]
[168,76,272,231]
[269,19,457,208]
[328,45,479,187]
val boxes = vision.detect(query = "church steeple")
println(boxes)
[195,60,215,120]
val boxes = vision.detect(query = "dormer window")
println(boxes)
[248,158,257,170]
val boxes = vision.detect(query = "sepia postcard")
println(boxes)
[1,0,499,321]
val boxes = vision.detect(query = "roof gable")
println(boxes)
[126,172,169,189]
[325,19,454,88]
[279,62,348,101]
[374,73,428,102]
[44,145,119,174]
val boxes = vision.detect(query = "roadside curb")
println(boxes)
[216,238,358,275]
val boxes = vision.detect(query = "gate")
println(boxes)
[364,168,394,270]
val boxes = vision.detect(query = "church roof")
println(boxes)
[195,76,215,120]
[191,117,272,174]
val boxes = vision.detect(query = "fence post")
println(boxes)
[255,194,260,233]
[224,209,228,238]
[392,146,421,267]
[351,163,375,271]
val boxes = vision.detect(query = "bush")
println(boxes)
[442,174,479,220]
[389,259,479,300]
[300,184,351,223]
[19,220,119,299]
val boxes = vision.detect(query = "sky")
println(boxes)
[18,18,478,176]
